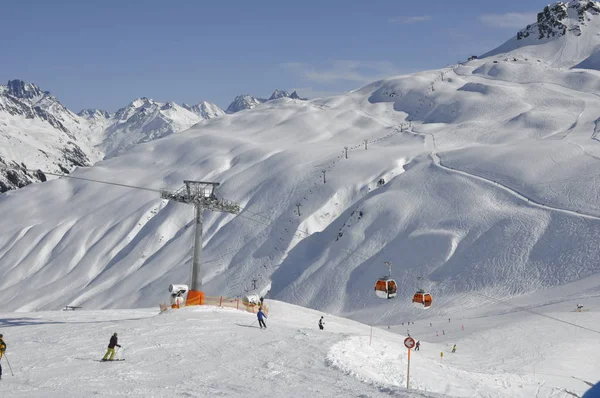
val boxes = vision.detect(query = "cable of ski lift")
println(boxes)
[235,212,372,262]
[0,163,374,266]
[469,291,600,335]
[0,164,162,193]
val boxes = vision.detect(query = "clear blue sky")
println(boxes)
[0,0,550,112]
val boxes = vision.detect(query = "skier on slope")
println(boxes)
[102,333,122,361]
[415,341,420,351]
[257,308,267,329]
[451,344,457,353]
[319,316,324,330]
[0,334,6,379]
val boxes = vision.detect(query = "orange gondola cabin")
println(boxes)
[375,278,397,299]
[412,289,433,309]
[375,261,397,299]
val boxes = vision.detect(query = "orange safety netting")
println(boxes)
[161,295,269,315]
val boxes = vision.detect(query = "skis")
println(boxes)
[96,359,125,362]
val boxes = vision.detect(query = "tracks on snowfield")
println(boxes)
[406,127,600,222]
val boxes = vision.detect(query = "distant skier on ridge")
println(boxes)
[319,316,324,330]
[257,308,267,329]
[102,333,122,361]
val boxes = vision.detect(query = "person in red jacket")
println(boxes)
[102,333,122,361]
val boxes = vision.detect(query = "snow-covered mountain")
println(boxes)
[182,101,225,119]
[97,97,225,158]
[0,80,101,192]
[225,94,267,113]
[482,0,600,68]
[226,89,306,113]
[269,89,291,100]
[76,98,226,159]
[1,79,227,191]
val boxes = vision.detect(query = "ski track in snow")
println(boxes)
[409,127,600,222]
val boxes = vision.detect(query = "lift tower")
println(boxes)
[161,181,240,305]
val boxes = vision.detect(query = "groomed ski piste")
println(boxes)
[0,283,598,398]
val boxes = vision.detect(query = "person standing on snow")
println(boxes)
[415,341,420,351]
[451,344,457,353]
[170,293,180,309]
[102,333,122,361]
[257,308,267,329]
[0,334,6,379]
[175,293,184,308]
[318,316,324,330]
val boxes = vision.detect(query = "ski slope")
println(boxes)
[2,57,600,325]
[0,297,597,397]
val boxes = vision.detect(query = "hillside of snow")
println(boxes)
[2,50,600,326]
[0,80,308,192]
[1,296,598,397]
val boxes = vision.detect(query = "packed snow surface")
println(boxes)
[0,296,597,397]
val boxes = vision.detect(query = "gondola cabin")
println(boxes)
[375,278,397,299]
[412,289,432,309]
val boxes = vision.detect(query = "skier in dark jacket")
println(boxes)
[0,334,6,379]
[102,333,122,361]
[415,341,420,351]
[257,308,267,329]
[318,316,324,330]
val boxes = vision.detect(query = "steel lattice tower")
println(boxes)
[161,181,240,305]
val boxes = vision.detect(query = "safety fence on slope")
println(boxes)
[160,295,269,316]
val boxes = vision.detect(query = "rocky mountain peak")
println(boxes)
[517,1,600,40]
[78,108,110,119]
[269,89,291,101]
[5,79,45,100]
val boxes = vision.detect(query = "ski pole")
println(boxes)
[4,354,14,376]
